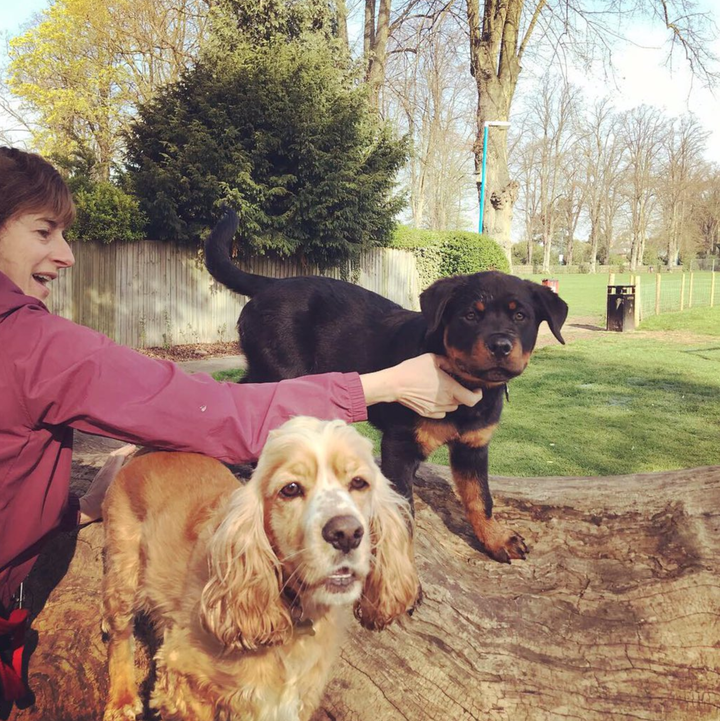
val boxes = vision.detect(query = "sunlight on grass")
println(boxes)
[213,310,720,478]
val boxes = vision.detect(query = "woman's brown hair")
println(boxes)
[0,147,75,230]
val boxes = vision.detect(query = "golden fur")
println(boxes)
[101,417,419,721]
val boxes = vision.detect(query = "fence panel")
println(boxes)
[48,242,421,348]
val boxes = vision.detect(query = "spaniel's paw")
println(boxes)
[103,696,143,721]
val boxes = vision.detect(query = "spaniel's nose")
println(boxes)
[487,335,514,358]
[322,515,364,554]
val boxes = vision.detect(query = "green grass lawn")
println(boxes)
[638,304,720,336]
[213,306,720,478]
[519,271,717,326]
[520,273,610,322]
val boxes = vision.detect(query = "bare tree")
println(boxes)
[384,8,475,229]
[620,105,669,270]
[463,0,719,259]
[527,78,582,273]
[658,114,709,266]
[694,170,720,261]
[513,132,543,266]
[578,98,626,272]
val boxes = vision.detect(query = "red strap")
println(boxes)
[0,608,29,701]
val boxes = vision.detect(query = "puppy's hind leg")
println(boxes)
[102,499,144,721]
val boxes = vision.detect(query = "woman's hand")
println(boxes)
[78,444,136,524]
[360,353,483,419]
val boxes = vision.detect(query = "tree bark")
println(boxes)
[6,435,720,721]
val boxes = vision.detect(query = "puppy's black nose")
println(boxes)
[487,335,514,358]
[322,515,364,554]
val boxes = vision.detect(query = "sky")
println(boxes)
[2,0,720,162]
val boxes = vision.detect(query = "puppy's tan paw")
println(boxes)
[468,513,528,563]
[485,529,528,563]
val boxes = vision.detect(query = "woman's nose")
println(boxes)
[53,234,75,267]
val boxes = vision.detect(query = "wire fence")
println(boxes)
[609,270,717,324]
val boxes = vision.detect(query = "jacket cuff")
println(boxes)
[346,373,368,422]
[59,494,82,531]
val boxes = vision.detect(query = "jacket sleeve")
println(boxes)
[13,306,368,463]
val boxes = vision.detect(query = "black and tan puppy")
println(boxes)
[205,211,568,562]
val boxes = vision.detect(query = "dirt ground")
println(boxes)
[137,340,240,362]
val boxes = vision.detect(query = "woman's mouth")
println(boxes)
[32,273,55,295]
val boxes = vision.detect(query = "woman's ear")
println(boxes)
[200,481,292,651]
[355,477,420,631]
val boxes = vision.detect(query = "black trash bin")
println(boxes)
[606,285,636,332]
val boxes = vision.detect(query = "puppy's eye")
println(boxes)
[464,311,477,322]
[349,476,369,491]
[513,311,525,321]
[279,482,304,498]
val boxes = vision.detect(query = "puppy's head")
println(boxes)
[420,271,568,388]
[200,418,418,650]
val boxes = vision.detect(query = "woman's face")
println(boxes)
[0,211,75,301]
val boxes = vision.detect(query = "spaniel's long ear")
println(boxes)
[355,478,420,631]
[200,481,292,651]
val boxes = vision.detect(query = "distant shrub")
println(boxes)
[439,231,510,277]
[389,226,509,288]
[67,182,146,244]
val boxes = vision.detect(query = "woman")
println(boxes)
[0,146,482,616]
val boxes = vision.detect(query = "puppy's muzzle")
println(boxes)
[322,515,364,554]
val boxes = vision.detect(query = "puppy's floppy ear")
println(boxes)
[355,474,420,631]
[200,480,292,651]
[529,282,569,344]
[420,276,467,336]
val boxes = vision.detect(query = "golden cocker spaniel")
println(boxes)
[101,417,419,721]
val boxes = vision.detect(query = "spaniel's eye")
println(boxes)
[349,476,369,491]
[279,482,304,498]
[513,311,525,322]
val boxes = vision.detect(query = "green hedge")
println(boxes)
[66,181,146,244]
[389,226,509,288]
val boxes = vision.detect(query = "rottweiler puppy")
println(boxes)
[205,211,568,562]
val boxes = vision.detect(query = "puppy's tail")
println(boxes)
[204,209,275,297]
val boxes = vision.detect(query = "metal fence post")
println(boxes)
[634,275,641,326]
[655,273,661,316]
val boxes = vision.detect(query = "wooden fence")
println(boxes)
[48,241,422,348]
[607,271,718,327]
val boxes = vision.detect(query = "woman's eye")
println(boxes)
[349,476,369,491]
[280,482,304,498]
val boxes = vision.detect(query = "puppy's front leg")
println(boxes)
[449,441,528,562]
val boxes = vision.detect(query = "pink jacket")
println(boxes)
[0,271,367,608]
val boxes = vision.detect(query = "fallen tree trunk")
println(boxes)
[6,433,719,721]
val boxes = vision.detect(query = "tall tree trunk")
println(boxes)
[466,0,526,261]
[365,0,391,108]
[335,0,350,54]
[7,434,720,721]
